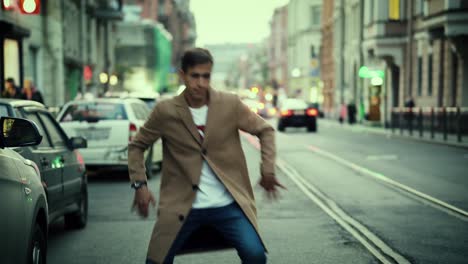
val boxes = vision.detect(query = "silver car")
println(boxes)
[0,117,48,264]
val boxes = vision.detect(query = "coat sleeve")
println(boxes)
[128,104,163,182]
[236,97,276,177]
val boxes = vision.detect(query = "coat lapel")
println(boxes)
[202,88,219,147]
[174,94,202,145]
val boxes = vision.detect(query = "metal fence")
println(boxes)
[390,107,468,142]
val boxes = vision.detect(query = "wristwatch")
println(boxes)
[131,180,147,190]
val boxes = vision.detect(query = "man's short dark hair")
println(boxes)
[181,48,213,72]
[5,77,15,84]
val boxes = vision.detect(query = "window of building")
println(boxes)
[4,39,20,84]
[311,6,321,25]
[427,53,433,96]
[417,56,423,96]
[368,0,374,24]
[389,0,400,20]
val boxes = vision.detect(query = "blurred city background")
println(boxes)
[2,0,467,130]
[2,1,468,264]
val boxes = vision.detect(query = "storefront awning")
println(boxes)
[0,21,30,38]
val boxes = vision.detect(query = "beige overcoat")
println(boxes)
[128,88,276,263]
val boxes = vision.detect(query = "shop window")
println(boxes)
[4,38,20,83]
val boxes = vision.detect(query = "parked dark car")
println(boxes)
[277,98,318,132]
[0,116,48,264]
[0,99,88,229]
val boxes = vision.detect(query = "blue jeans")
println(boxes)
[146,202,266,264]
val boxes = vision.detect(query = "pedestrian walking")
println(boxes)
[21,79,44,104]
[128,48,285,264]
[347,101,357,124]
[2,77,22,99]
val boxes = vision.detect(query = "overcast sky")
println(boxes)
[191,0,290,47]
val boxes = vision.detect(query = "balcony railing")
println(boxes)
[391,107,468,142]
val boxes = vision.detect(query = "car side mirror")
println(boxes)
[0,117,42,148]
[69,136,87,149]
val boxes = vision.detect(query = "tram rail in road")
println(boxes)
[306,145,468,222]
[242,133,411,263]
[242,132,468,263]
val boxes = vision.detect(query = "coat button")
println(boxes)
[179,214,185,222]
[192,184,198,191]
[202,148,207,155]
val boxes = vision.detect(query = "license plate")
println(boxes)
[294,110,304,115]
[76,128,110,140]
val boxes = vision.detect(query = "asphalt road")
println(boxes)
[47,118,468,263]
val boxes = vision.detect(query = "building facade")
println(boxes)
[322,0,468,126]
[156,0,196,69]
[320,0,335,115]
[287,0,322,103]
[268,5,288,93]
[115,3,173,94]
[362,0,468,126]
[1,0,123,106]
[205,43,252,91]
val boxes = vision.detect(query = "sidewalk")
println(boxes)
[319,118,468,149]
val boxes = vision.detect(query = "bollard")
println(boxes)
[391,110,395,134]
[419,107,423,138]
[457,107,462,142]
[430,107,434,139]
[400,108,403,135]
[409,108,413,136]
[443,107,447,141]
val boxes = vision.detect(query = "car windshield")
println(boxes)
[60,102,128,122]
[282,99,308,109]
[139,98,156,110]
[0,105,9,117]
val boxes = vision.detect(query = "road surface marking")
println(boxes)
[366,155,398,161]
[307,145,468,220]
[241,132,411,264]
[277,159,411,264]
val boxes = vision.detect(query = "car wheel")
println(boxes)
[145,147,154,179]
[307,123,317,132]
[277,122,286,132]
[65,185,88,229]
[29,223,47,264]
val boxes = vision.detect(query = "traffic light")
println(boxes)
[1,0,40,14]
[2,0,16,10]
[19,0,40,15]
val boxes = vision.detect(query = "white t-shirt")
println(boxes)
[189,105,234,208]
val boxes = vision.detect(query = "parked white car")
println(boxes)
[56,98,162,177]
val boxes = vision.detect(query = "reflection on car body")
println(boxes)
[0,116,48,264]
[0,98,89,231]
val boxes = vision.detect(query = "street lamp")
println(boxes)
[291,67,301,78]
[109,75,118,86]
[99,72,109,84]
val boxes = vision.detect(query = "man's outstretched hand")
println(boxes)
[132,186,156,218]
[258,175,286,200]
